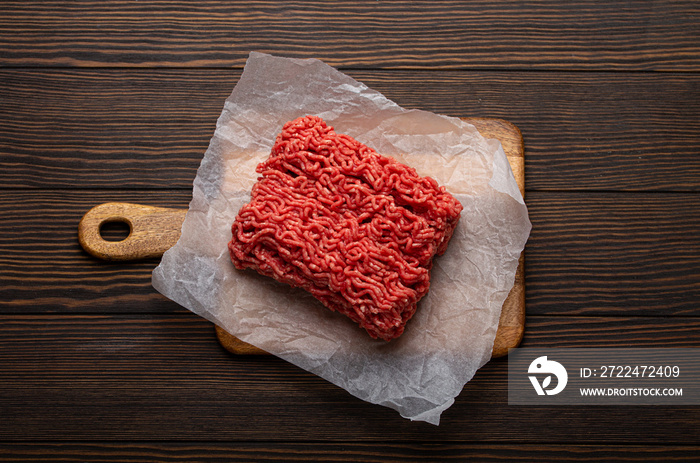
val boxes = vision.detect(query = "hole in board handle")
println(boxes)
[99,219,131,242]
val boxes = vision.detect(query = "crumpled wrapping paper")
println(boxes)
[152,52,531,425]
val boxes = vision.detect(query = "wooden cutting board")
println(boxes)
[78,117,525,358]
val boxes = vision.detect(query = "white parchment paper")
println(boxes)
[152,52,531,425]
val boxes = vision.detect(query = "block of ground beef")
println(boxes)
[228,115,463,341]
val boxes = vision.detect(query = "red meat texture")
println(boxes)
[228,115,463,341]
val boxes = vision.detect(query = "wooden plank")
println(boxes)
[526,191,700,316]
[0,190,698,316]
[0,1,698,70]
[1,442,699,462]
[0,313,699,442]
[1,69,698,191]
[0,190,191,314]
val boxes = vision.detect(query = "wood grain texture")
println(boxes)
[1,190,697,317]
[526,191,700,316]
[0,1,698,70]
[0,190,190,314]
[1,69,698,191]
[1,1,699,457]
[1,314,699,442]
[1,442,699,462]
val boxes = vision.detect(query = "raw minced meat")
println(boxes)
[228,115,462,341]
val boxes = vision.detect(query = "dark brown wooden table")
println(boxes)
[1,2,699,461]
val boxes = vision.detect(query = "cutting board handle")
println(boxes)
[78,202,187,261]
